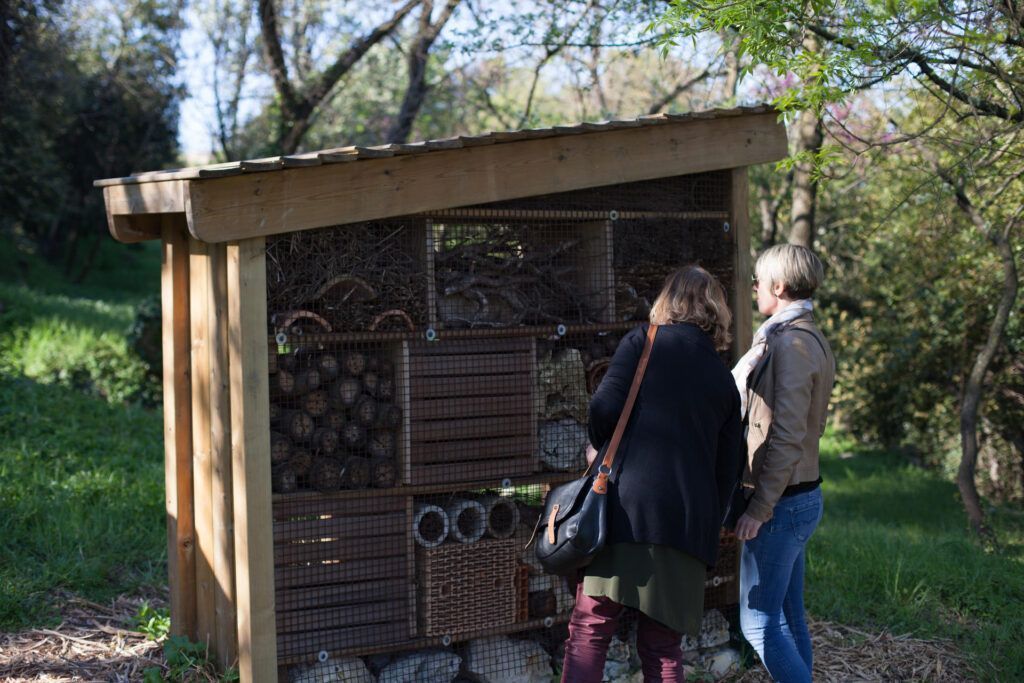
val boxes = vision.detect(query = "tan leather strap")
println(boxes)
[592,324,658,494]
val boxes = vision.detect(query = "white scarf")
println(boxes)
[732,299,813,417]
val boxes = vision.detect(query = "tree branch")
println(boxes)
[809,23,1024,122]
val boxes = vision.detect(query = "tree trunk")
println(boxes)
[788,107,823,247]
[387,0,460,144]
[958,230,1017,537]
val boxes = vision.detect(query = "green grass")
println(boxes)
[808,434,1024,681]
[0,374,166,629]
[0,238,165,630]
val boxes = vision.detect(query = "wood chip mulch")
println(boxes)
[0,592,166,682]
[729,619,975,682]
[1,597,975,682]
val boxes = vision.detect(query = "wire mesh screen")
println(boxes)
[264,171,741,681]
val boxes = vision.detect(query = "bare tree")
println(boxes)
[258,0,421,153]
[386,0,461,143]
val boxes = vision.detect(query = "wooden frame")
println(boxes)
[98,109,785,683]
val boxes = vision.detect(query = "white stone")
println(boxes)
[378,650,460,683]
[698,609,730,649]
[465,636,553,683]
[704,647,741,678]
[606,635,631,662]
[537,419,588,471]
[680,633,699,656]
[291,657,375,683]
[602,658,631,682]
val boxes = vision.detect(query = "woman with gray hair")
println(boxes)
[732,244,835,683]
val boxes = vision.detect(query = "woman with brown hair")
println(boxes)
[561,265,744,682]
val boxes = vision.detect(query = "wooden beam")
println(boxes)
[730,167,753,361]
[208,242,238,668]
[227,238,278,682]
[105,182,186,243]
[189,237,216,652]
[160,215,196,638]
[186,113,787,242]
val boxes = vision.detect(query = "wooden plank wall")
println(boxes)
[161,215,196,637]
[227,238,278,681]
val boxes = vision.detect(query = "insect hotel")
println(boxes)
[96,106,786,682]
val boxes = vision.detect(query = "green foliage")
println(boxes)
[809,434,1024,679]
[134,601,171,641]
[142,635,240,682]
[0,0,182,272]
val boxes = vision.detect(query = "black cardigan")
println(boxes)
[588,323,743,567]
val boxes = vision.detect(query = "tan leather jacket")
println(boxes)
[743,312,835,522]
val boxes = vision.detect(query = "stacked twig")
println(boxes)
[266,222,426,332]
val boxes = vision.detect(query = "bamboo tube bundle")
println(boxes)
[444,498,487,544]
[474,495,521,540]
[413,503,449,548]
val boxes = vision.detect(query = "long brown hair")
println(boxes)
[648,265,733,351]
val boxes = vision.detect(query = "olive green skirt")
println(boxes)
[582,542,706,636]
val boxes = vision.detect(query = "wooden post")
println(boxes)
[190,237,216,650]
[161,215,196,637]
[227,238,278,682]
[730,167,753,360]
[209,242,238,668]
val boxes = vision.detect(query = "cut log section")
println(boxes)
[310,457,343,492]
[316,353,341,381]
[340,455,371,489]
[270,432,292,466]
[329,377,362,408]
[310,427,340,455]
[370,456,397,488]
[354,395,378,427]
[288,448,312,477]
[413,503,449,548]
[367,430,396,459]
[280,410,315,444]
[302,389,329,417]
[272,465,299,494]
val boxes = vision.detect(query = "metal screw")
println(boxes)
[723,221,731,233]
[425,327,438,342]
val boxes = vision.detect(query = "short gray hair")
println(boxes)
[755,244,824,299]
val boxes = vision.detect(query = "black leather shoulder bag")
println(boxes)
[532,324,658,575]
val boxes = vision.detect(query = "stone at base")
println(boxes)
[290,657,375,683]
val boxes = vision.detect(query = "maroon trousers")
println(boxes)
[561,581,686,682]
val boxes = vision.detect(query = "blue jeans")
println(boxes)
[739,488,823,683]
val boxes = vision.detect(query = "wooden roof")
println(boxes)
[96,106,786,244]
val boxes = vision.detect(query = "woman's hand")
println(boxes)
[585,444,599,466]
[735,513,763,541]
